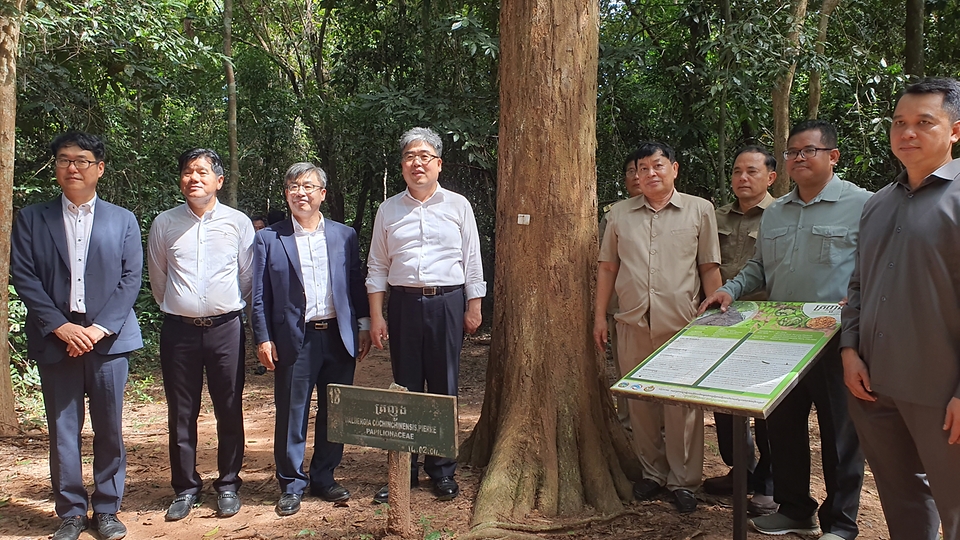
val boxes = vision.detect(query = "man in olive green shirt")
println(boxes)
[701,121,870,539]
[599,156,643,429]
[704,146,777,515]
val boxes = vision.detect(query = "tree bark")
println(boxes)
[0,1,25,435]
[459,0,638,527]
[224,0,239,208]
[716,0,732,205]
[772,0,808,197]
[904,0,924,78]
[807,0,841,119]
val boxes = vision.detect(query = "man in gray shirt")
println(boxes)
[840,77,960,540]
[700,120,870,539]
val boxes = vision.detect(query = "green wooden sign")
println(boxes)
[327,384,458,458]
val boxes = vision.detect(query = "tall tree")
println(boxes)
[772,0,808,197]
[807,0,842,119]
[224,0,240,207]
[0,0,25,435]
[904,0,924,77]
[460,0,638,530]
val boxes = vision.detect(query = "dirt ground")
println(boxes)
[0,334,891,540]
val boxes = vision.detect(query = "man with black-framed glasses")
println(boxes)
[251,162,371,517]
[366,127,485,503]
[12,131,143,540]
[700,120,871,539]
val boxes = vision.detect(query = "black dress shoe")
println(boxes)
[165,493,198,521]
[373,476,420,504]
[671,488,698,514]
[275,493,302,516]
[92,513,127,540]
[217,491,242,518]
[632,478,664,501]
[432,476,459,501]
[52,515,88,540]
[702,470,734,495]
[312,483,351,502]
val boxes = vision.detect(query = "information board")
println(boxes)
[327,384,458,458]
[611,301,841,418]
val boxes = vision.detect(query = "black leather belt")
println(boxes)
[166,310,242,328]
[391,285,464,297]
[69,311,87,325]
[307,318,337,331]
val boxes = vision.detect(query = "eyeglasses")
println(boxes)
[55,158,100,170]
[401,152,440,165]
[285,184,323,194]
[783,147,835,160]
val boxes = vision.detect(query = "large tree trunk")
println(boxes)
[904,0,924,78]
[223,0,240,208]
[772,0,808,197]
[0,1,25,435]
[807,0,841,119]
[459,0,637,528]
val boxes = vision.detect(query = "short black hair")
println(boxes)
[902,77,960,122]
[622,141,676,172]
[267,209,286,225]
[734,145,777,172]
[50,131,106,162]
[178,148,224,177]
[788,120,838,148]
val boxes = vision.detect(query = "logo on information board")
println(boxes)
[643,385,655,392]
[618,382,629,388]
[631,384,642,390]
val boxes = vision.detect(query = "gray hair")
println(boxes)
[284,162,327,188]
[399,127,443,157]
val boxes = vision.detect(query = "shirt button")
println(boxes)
[888,262,894,268]
[896,226,902,233]
[908,194,914,198]
[881,296,886,301]
[651,250,657,255]
[653,214,659,219]
[878,332,884,337]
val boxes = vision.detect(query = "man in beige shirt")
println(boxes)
[594,142,722,513]
[705,146,777,515]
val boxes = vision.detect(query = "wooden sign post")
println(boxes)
[327,384,458,538]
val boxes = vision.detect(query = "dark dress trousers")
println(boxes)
[10,196,143,518]
[251,218,369,495]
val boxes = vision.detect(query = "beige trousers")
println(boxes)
[607,313,631,428]
[617,321,703,491]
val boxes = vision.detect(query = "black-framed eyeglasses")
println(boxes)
[401,152,439,165]
[285,184,323,194]
[55,158,101,170]
[783,147,835,160]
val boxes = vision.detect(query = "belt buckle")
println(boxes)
[193,317,213,327]
[314,321,328,330]
[422,287,438,296]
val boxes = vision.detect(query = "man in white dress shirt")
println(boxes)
[367,127,485,503]
[148,148,255,521]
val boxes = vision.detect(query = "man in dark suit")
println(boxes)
[11,132,142,540]
[251,162,371,517]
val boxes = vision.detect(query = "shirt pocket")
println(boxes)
[809,225,850,265]
[670,227,699,259]
[762,226,791,262]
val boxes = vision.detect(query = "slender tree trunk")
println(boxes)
[772,0,808,197]
[904,0,924,78]
[0,1,25,435]
[807,0,841,119]
[459,0,638,529]
[223,0,239,208]
[716,0,732,205]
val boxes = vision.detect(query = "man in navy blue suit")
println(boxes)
[11,132,142,540]
[251,162,371,517]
